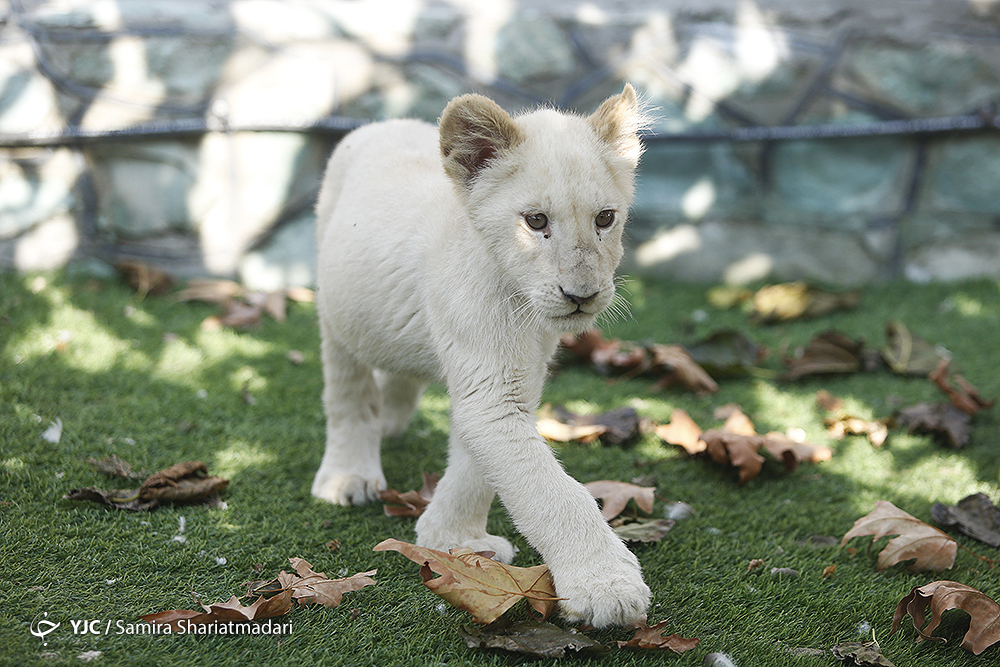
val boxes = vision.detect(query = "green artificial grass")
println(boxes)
[2,270,999,666]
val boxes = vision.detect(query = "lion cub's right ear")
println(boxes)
[439,94,522,188]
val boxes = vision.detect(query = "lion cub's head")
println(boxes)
[439,85,645,334]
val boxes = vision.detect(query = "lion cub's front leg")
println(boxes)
[425,372,650,628]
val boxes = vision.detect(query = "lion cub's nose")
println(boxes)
[560,287,599,306]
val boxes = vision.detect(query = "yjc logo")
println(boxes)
[30,612,60,646]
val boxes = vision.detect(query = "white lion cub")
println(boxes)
[313,85,650,627]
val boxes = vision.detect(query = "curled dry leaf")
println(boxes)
[584,480,655,521]
[701,430,765,484]
[841,501,956,572]
[685,329,767,378]
[784,330,872,380]
[930,359,995,416]
[654,408,705,455]
[141,590,293,631]
[896,402,970,449]
[373,538,559,625]
[617,619,700,653]
[882,320,948,376]
[115,259,175,297]
[648,344,718,395]
[891,580,1000,655]
[64,459,228,511]
[931,493,1000,548]
[379,472,439,517]
[537,405,640,447]
[817,390,890,448]
[750,282,860,323]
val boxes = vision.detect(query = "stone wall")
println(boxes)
[2,0,999,288]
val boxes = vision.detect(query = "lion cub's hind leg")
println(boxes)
[312,330,386,506]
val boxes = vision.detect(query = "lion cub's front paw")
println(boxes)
[312,470,386,506]
[552,550,650,628]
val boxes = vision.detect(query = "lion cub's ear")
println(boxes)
[590,84,644,169]
[439,94,523,187]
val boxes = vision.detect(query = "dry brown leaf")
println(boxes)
[930,359,995,416]
[373,538,559,624]
[701,429,765,484]
[784,330,870,380]
[891,580,1000,654]
[617,619,700,653]
[536,417,606,443]
[584,480,655,521]
[64,459,228,511]
[716,405,756,436]
[932,493,1000,548]
[285,558,377,607]
[115,259,175,297]
[559,330,647,374]
[141,590,293,631]
[882,320,948,376]
[751,282,860,323]
[841,501,957,571]
[648,344,719,395]
[896,402,971,449]
[172,278,243,304]
[761,432,833,472]
[539,405,641,447]
[655,409,705,454]
[379,472,438,517]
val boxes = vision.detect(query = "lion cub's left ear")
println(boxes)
[439,94,523,188]
[590,84,644,169]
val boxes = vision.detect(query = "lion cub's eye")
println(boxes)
[524,212,549,231]
[595,209,616,228]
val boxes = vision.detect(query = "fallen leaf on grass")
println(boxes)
[584,480,655,521]
[685,329,767,378]
[930,360,995,416]
[460,620,609,658]
[882,320,949,376]
[559,330,717,395]
[65,460,228,511]
[816,390,891,448]
[248,558,377,608]
[784,330,872,380]
[538,405,641,447]
[841,501,956,572]
[116,260,175,297]
[617,619,700,653]
[141,590,294,631]
[654,409,705,455]
[891,580,1000,654]
[931,493,1000,548]
[175,278,315,331]
[831,640,896,666]
[609,518,675,543]
[379,472,438,517]
[559,330,645,375]
[648,344,719,395]
[751,282,860,323]
[701,430,766,484]
[896,402,970,449]
[657,408,830,483]
[373,538,559,625]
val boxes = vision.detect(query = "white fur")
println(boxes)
[313,86,650,628]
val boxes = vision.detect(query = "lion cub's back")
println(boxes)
[315,119,448,379]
